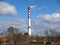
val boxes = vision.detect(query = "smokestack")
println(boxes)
[28,7,31,35]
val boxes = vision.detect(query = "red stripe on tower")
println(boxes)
[28,14,30,18]
[28,26,31,28]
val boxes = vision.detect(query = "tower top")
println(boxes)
[28,6,30,10]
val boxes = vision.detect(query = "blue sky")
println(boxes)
[0,0,60,19]
[0,0,60,35]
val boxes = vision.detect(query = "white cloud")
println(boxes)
[37,13,60,23]
[39,6,45,10]
[0,2,17,15]
[30,5,36,9]
[0,19,27,32]
[31,13,60,35]
[0,13,60,35]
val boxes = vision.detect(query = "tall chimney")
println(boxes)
[28,7,31,35]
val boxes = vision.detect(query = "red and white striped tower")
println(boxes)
[28,6,31,35]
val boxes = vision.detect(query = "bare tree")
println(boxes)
[44,29,60,42]
[7,26,20,45]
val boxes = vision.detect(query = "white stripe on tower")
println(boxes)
[28,7,31,35]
